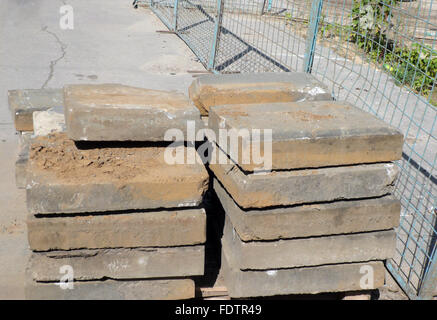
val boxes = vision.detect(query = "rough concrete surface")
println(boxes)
[8,88,63,131]
[26,278,195,300]
[214,179,401,240]
[223,214,396,270]
[33,106,65,136]
[15,132,32,189]
[211,148,399,208]
[209,101,404,171]
[27,208,206,251]
[64,84,202,141]
[26,133,209,214]
[189,72,332,115]
[222,250,385,298]
[28,245,204,281]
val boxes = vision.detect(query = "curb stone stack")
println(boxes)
[204,94,404,297]
[8,73,406,300]
[19,84,209,300]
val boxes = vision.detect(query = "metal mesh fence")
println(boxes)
[150,0,437,299]
[310,0,437,299]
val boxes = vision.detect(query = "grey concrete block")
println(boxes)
[27,134,209,214]
[8,88,63,131]
[64,84,203,141]
[221,250,385,298]
[209,101,403,171]
[222,214,396,270]
[27,209,206,251]
[214,179,401,240]
[25,278,195,300]
[28,246,204,281]
[210,148,398,208]
[189,72,332,115]
[15,132,32,189]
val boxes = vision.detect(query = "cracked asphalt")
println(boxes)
[0,0,204,299]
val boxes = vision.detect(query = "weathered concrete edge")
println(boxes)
[28,245,205,281]
[214,178,401,241]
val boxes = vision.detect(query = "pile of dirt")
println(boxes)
[29,133,192,183]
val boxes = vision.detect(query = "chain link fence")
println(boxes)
[148,0,437,299]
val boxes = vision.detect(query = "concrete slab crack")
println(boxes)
[41,26,67,89]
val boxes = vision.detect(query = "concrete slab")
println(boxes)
[214,179,401,240]
[25,278,195,300]
[222,250,385,298]
[222,214,396,270]
[64,84,202,141]
[209,101,404,171]
[26,133,209,214]
[15,133,32,189]
[7,89,63,132]
[210,148,398,208]
[28,245,204,281]
[189,72,332,115]
[27,208,206,251]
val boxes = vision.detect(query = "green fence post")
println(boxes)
[303,0,323,73]
[208,0,224,71]
[173,0,179,31]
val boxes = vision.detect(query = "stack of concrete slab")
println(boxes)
[22,84,209,300]
[206,99,404,298]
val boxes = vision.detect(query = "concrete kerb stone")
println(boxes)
[27,208,206,251]
[221,250,385,298]
[189,72,333,116]
[214,178,401,241]
[26,134,209,214]
[208,101,404,171]
[64,84,203,141]
[28,245,205,281]
[210,148,399,209]
[25,278,195,300]
[222,214,396,270]
[15,132,32,189]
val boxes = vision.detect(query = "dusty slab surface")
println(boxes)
[25,278,194,300]
[214,179,400,240]
[27,208,206,251]
[189,72,332,115]
[210,149,398,208]
[28,246,204,281]
[223,214,396,270]
[209,101,403,171]
[222,251,385,298]
[8,89,63,131]
[64,84,202,141]
[26,133,208,214]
